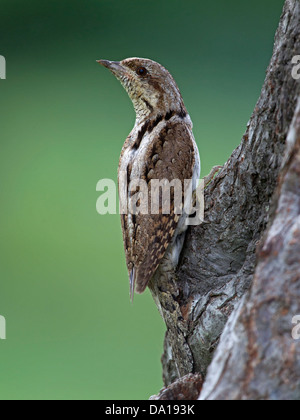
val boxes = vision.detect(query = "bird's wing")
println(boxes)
[121,120,196,296]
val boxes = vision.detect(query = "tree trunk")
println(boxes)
[150,0,300,399]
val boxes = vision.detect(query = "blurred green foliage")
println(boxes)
[0,0,284,400]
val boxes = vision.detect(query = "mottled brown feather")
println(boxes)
[120,121,195,294]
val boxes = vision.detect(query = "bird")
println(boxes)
[98,57,201,300]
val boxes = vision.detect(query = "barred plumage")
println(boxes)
[98,58,201,299]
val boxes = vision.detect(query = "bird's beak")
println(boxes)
[97,59,131,94]
[97,59,125,76]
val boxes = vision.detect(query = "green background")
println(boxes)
[0,0,284,400]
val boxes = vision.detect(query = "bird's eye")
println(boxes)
[136,66,148,76]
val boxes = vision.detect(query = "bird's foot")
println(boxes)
[204,165,223,189]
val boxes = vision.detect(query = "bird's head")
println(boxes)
[97,57,187,122]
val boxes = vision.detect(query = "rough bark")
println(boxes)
[150,0,300,398]
[200,97,300,400]
[150,373,203,401]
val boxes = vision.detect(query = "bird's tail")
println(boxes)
[129,268,136,303]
